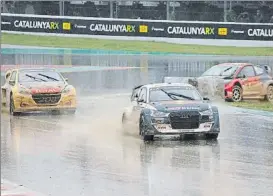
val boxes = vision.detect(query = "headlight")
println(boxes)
[150,110,169,117]
[62,86,73,94]
[199,109,213,116]
[19,87,31,95]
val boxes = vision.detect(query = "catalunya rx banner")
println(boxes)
[1,13,273,41]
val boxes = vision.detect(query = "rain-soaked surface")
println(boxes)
[1,56,273,196]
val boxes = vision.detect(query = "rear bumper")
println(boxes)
[13,93,76,112]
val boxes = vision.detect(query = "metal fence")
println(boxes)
[2,1,273,22]
[1,53,273,95]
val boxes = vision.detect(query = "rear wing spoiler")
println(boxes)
[163,77,225,101]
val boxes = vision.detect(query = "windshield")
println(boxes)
[149,86,202,102]
[18,71,64,83]
[202,65,240,77]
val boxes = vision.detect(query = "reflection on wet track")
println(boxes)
[1,94,273,196]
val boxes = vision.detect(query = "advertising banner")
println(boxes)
[1,14,273,41]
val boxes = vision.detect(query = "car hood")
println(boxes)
[149,100,211,112]
[19,82,67,94]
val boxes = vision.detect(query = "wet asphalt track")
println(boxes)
[1,93,273,196]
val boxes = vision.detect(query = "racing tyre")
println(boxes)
[205,133,218,140]
[51,110,61,115]
[139,116,154,141]
[122,113,126,124]
[265,85,273,103]
[231,85,243,102]
[10,95,20,116]
[67,109,76,115]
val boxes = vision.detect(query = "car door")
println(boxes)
[1,72,11,106]
[5,71,17,107]
[253,65,266,96]
[236,65,259,97]
[132,87,148,121]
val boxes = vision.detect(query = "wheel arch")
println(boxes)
[233,81,242,88]
[262,80,273,95]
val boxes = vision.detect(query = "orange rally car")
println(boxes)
[1,68,77,115]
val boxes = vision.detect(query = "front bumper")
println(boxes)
[146,122,219,135]
[224,84,233,99]
[13,93,76,112]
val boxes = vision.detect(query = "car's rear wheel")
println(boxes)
[205,133,218,140]
[10,94,20,116]
[265,85,273,103]
[231,85,243,102]
[139,116,154,141]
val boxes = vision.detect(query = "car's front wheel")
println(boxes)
[10,94,20,116]
[67,109,76,115]
[139,116,154,141]
[205,133,218,140]
[231,85,243,102]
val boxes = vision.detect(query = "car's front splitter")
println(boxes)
[145,122,219,135]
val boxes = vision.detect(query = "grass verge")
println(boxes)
[230,101,273,112]
[2,33,273,56]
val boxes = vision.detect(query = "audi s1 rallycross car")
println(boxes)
[198,63,273,102]
[1,68,77,115]
[121,83,220,141]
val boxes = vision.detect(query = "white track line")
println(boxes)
[1,179,47,196]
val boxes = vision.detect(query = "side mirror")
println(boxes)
[5,71,11,80]
[138,99,145,103]
[237,74,246,79]
[203,97,210,101]
[65,78,68,82]
[132,97,138,101]
[9,80,15,86]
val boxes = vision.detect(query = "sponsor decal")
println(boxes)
[151,27,164,32]
[231,29,245,34]
[14,20,59,30]
[139,25,148,33]
[167,26,214,35]
[168,106,200,110]
[90,24,136,33]
[31,88,61,94]
[218,27,228,36]
[62,22,71,30]
[168,107,182,110]
[248,29,273,37]
[1,21,11,25]
[74,24,87,29]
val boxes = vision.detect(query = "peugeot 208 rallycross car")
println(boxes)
[1,68,77,115]
[122,83,220,141]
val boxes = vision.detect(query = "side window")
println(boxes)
[10,71,17,81]
[238,66,255,77]
[253,66,264,75]
[138,88,147,102]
